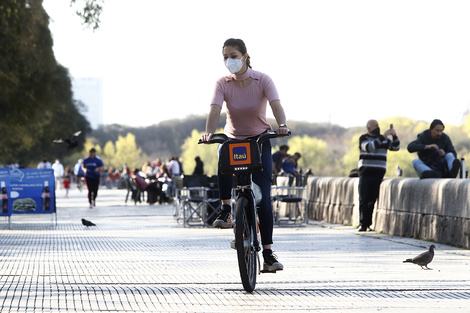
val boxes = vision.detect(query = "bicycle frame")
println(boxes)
[199,131,290,292]
[233,172,261,251]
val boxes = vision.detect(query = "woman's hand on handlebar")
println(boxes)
[276,126,290,136]
[200,133,213,143]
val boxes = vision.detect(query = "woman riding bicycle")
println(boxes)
[201,38,289,272]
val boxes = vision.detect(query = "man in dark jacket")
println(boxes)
[407,119,460,179]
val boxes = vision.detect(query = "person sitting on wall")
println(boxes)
[272,145,289,175]
[407,119,460,179]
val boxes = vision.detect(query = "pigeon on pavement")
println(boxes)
[53,131,82,149]
[403,244,435,269]
[81,218,96,227]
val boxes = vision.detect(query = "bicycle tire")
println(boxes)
[235,195,257,292]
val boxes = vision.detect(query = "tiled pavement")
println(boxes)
[1,188,469,312]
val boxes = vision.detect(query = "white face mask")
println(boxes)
[225,57,244,74]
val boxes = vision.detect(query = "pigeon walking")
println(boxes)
[81,218,96,227]
[403,244,435,269]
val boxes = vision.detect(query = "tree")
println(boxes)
[340,134,361,177]
[113,133,147,170]
[62,134,148,172]
[386,149,415,178]
[70,0,104,30]
[0,0,90,166]
[102,141,116,168]
[87,116,470,179]
[180,129,221,176]
[282,135,336,176]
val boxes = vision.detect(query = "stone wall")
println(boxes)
[376,178,470,248]
[303,177,359,226]
[296,176,470,249]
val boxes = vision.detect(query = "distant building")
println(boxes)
[72,77,103,129]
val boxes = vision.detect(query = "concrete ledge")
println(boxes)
[376,178,470,248]
[303,176,359,226]
[299,176,470,249]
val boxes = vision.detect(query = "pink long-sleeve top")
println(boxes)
[211,67,280,139]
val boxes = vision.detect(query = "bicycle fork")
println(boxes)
[248,189,263,275]
[237,186,263,275]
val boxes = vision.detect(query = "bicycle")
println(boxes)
[199,131,290,292]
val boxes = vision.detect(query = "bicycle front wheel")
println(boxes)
[235,195,257,292]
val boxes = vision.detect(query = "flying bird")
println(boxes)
[403,244,435,269]
[81,218,96,227]
[53,131,82,149]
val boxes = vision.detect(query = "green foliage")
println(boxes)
[112,133,147,170]
[70,0,104,31]
[281,135,336,176]
[340,134,361,177]
[64,134,147,172]
[386,149,415,178]
[102,141,116,166]
[90,115,226,161]
[180,129,221,176]
[87,115,470,179]
[463,116,470,137]
[0,0,90,166]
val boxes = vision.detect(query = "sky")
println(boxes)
[43,0,470,129]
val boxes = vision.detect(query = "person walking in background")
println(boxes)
[193,156,204,175]
[74,159,85,191]
[37,157,52,169]
[82,148,104,208]
[201,38,289,272]
[52,159,64,190]
[63,176,71,198]
[407,119,460,178]
[358,120,400,232]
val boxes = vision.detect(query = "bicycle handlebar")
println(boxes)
[198,133,229,144]
[198,131,291,145]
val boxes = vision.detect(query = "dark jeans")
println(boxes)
[218,139,274,245]
[358,174,383,228]
[85,177,100,204]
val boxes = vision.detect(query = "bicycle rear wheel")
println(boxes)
[235,195,257,292]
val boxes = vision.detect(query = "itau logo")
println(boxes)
[232,146,248,162]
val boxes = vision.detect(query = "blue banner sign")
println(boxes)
[8,169,55,214]
[0,169,10,216]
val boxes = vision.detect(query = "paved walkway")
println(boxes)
[0,188,469,312]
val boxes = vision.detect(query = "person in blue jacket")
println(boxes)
[82,148,104,208]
